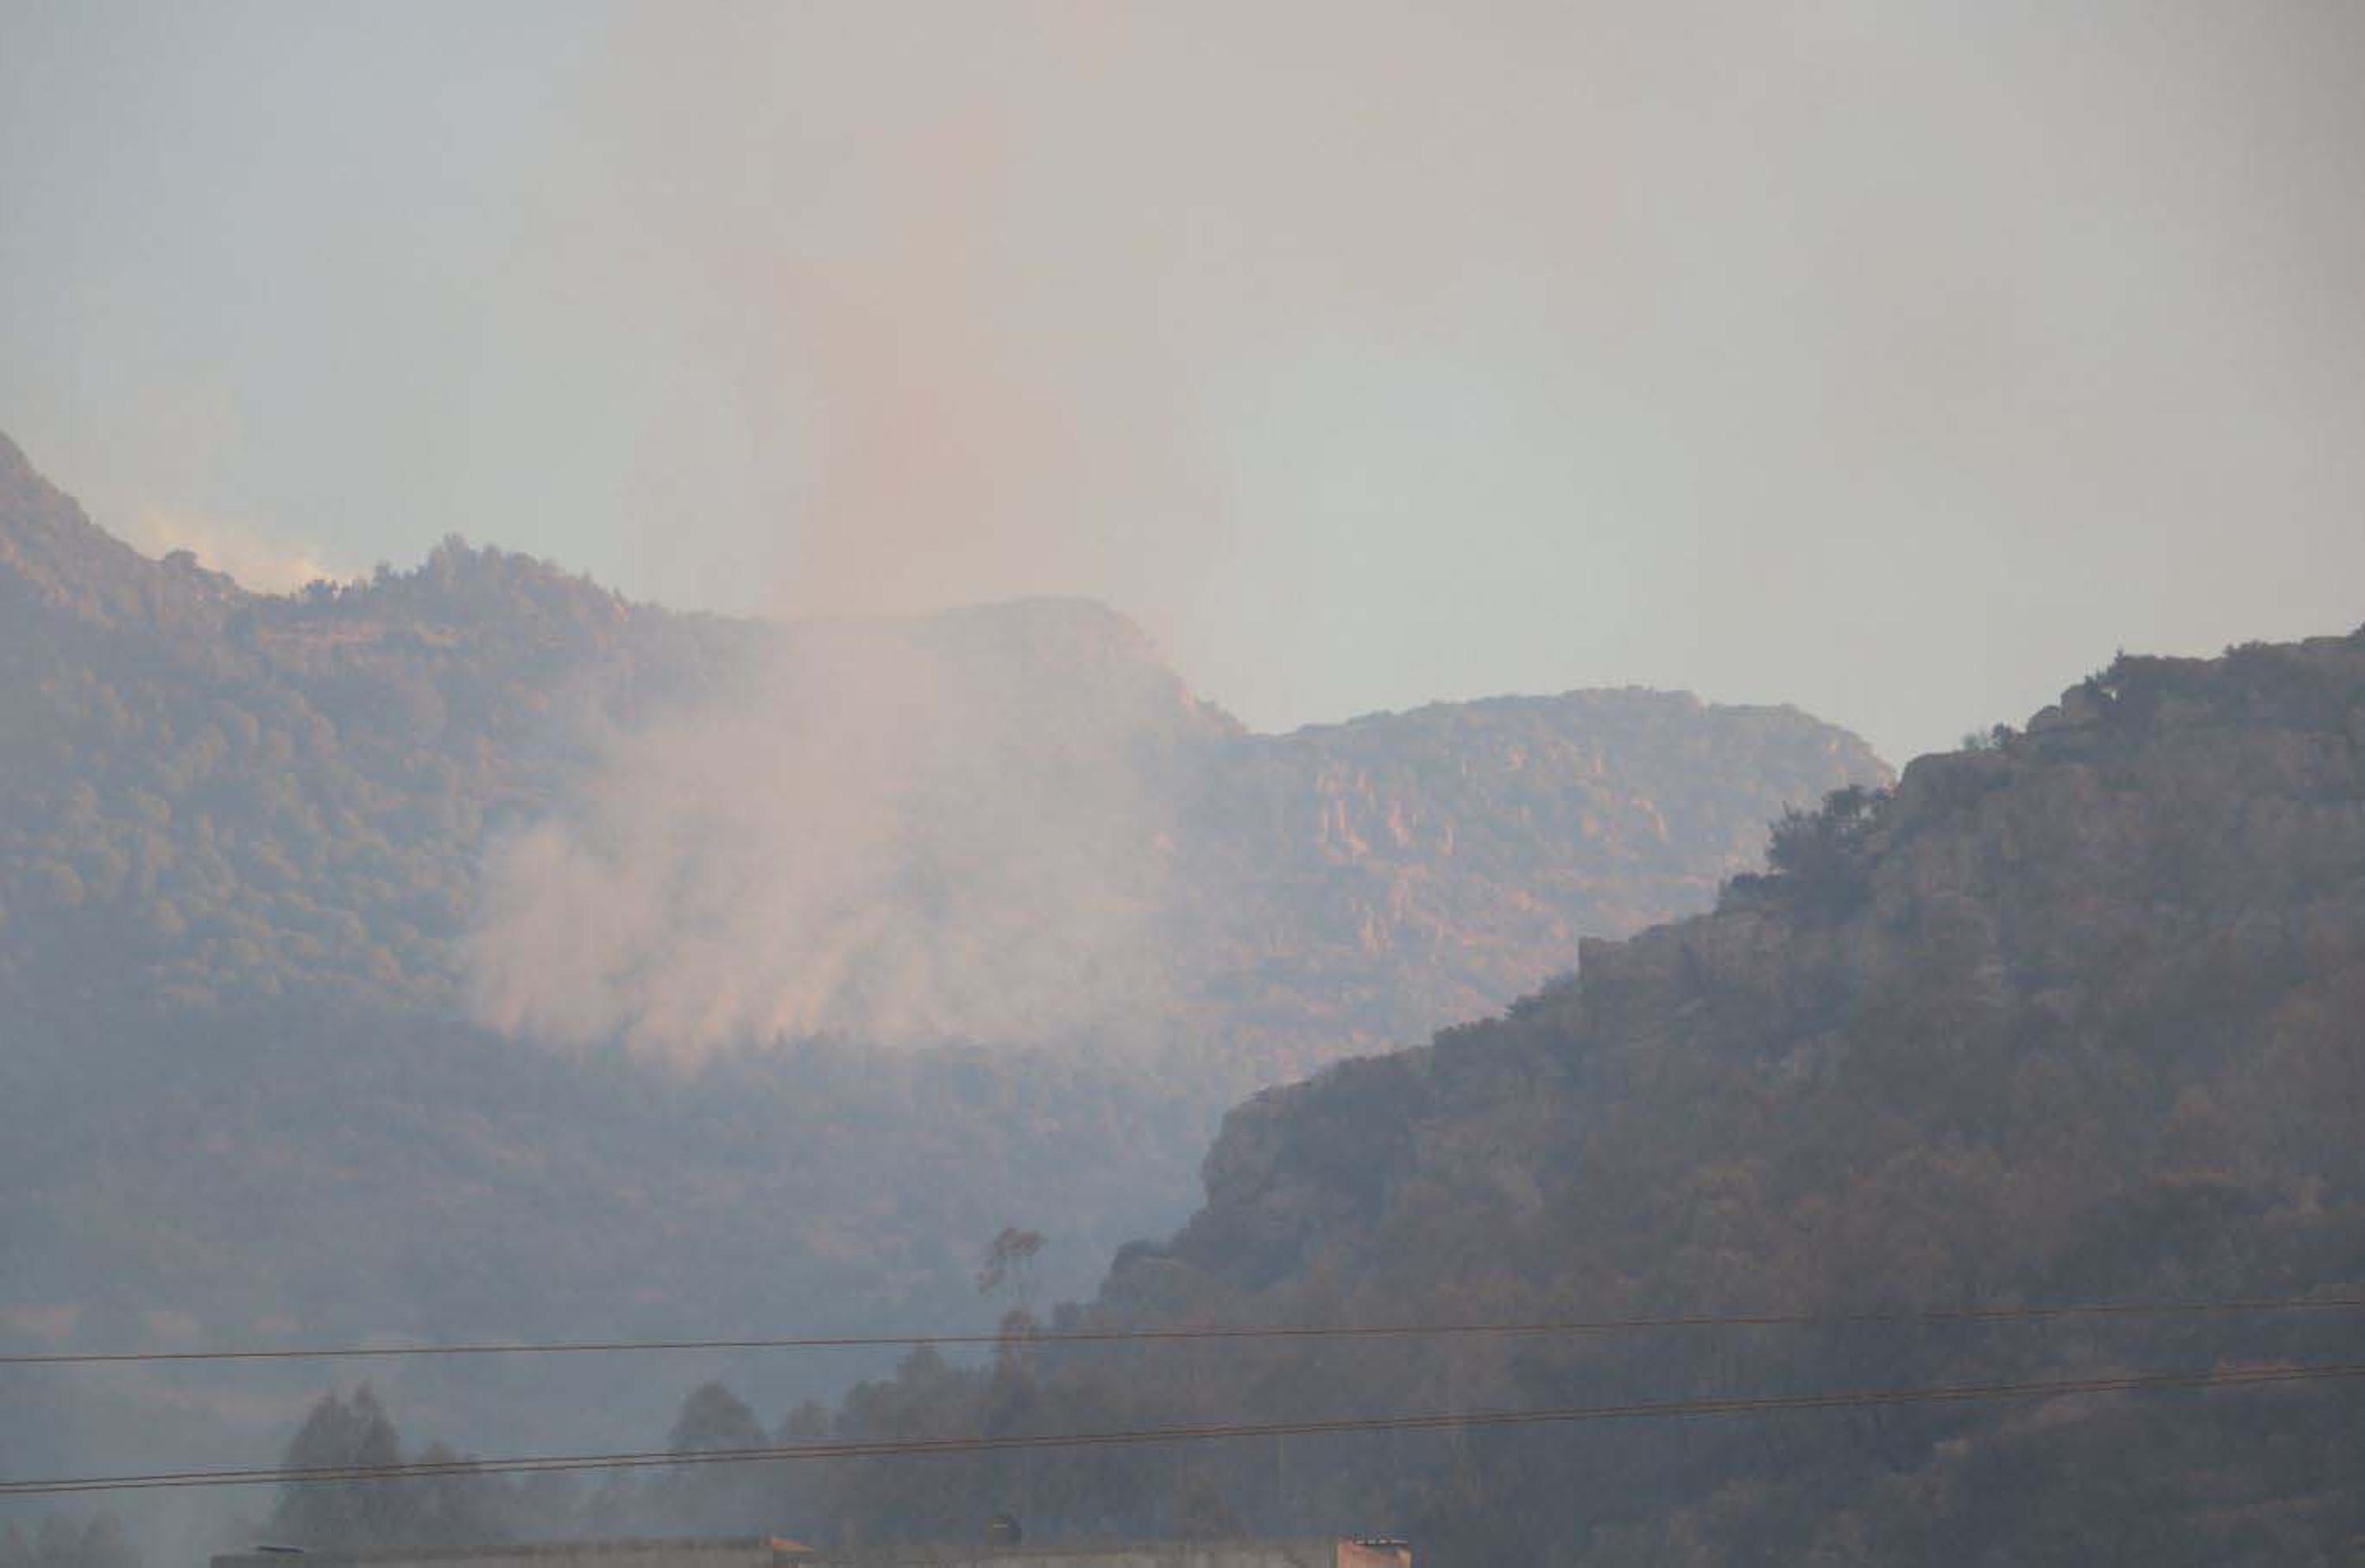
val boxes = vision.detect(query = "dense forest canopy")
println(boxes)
[475,626,2365,1566]
[44,421,2365,1561]
[0,430,1886,1560]
[0,430,1883,1041]
[10,425,2359,1563]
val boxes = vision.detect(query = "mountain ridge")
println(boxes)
[0,430,1886,1522]
[223,620,2365,1566]
[0,430,1888,1056]
[985,624,2365,1562]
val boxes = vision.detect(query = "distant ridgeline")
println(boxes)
[0,431,1879,1484]
[608,628,2365,1564]
[0,429,1879,1051]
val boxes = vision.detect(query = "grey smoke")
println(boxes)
[469,603,1206,1062]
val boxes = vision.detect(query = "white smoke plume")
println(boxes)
[132,505,341,594]
[468,602,1209,1064]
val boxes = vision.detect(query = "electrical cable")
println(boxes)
[8,1295,2361,1369]
[5,1359,2359,1498]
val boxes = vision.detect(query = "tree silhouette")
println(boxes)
[975,1226,1045,1303]
[268,1386,408,1549]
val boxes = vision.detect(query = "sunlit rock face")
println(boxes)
[465,656,1885,1075]
[0,433,1891,1071]
[0,429,1884,1485]
[1078,628,2365,1564]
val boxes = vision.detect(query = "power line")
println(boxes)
[6,1360,2359,1498]
[7,1294,2361,1369]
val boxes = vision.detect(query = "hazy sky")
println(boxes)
[5,1,2362,762]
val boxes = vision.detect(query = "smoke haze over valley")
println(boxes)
[0,432,1882,1556]
[468,603,1202,1060]
[6,6,2364,1563]
[9,4,2365,763]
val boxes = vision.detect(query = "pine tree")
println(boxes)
[268,1387,408,1549]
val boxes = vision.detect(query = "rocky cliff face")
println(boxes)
[1179,691,1882,1072]
[0,432,1884,1490]
[0,430,1886,1069]
[1056,628,2365,1563]
[586,628,2361,1560]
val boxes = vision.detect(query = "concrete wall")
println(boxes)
[214,1537,1407,1568]
[214,1538,806,1568]
[812,1543,1407,1568]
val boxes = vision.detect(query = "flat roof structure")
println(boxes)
[212,1540,818,1568]
[807,1544,1408,1568]
[210,1537,1407,1568]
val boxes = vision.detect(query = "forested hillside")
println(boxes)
[0,430,1879,1049]
[0,430,1882,1495]
[0,428,742,1017]
[587,629,2365,1564]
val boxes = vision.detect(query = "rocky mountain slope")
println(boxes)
[715,628,2365,1564]
[0,430,1881,1484]
[0,430,1879,1062]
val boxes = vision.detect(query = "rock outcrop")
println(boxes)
[1037,628,2365,1564]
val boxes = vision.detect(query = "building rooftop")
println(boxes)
[210,1537,1406,1568]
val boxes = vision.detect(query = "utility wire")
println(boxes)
[6,1360,2360,1498]
[7,1295,2362,1369]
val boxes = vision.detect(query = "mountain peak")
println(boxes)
[0,427,225,628]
